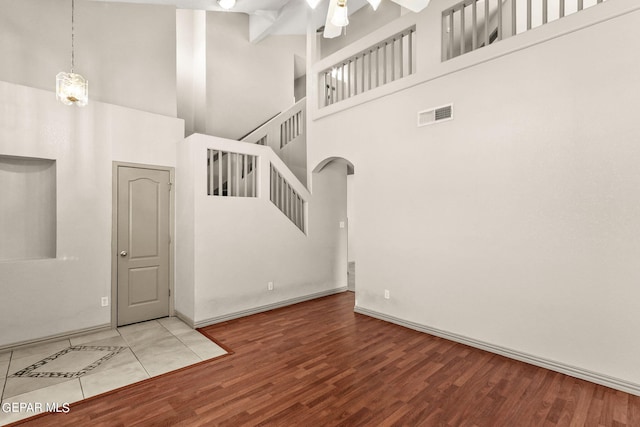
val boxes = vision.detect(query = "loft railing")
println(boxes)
[270,164,305,232]
[207,149,258,197]
[442,0,608,61]
[319,26,416,108]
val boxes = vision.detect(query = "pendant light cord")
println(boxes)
[71,0,75,73]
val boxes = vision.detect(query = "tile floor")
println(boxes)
[0,317,227,425]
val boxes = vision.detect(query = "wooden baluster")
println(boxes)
[391,38,396,81]
[399,34,404,78]
[383,42,387,84]
[234,153,240,197]
[355,56,359,95]
[243,154,247,197]
[324,72,328,106]
[322,72,327,106]
[408,30,413,74]
[218,150,223,196]
[207,150,211,195]
[512,0,517,36]
[368,50,372,90]
[228,152,232,197]
[280,175,285,213]
[270,164,274,203]
[331,71,335,104]
[348,60,352,97]
[338,66,342,101]
[274,165,278,204]
[460,5,465,55]
[298,196,302,230]
[251,156,255,197]
[497,0,503,41]
[299,110,304,136]
[377,46,381,87]
[289,189,292,222]
[484,1,490,46]
[471,0,477,51]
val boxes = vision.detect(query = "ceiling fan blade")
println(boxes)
[390,0,431,13]
[323,0,342,39]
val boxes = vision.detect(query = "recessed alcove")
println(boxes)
[0,155,56,261]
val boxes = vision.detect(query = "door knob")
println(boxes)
[120,251,128,257]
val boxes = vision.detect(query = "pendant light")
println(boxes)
[56,0,88,106]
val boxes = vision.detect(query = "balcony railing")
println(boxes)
[319,26,416,108]
[442,0,608,61]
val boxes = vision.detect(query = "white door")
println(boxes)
[116,166,171,326]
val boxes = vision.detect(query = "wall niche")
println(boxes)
[0,155,56,261]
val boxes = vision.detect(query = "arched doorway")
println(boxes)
[313,157,356,292]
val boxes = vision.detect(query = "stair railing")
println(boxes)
[270,163,305,232]
[201,135,309,233]
[240,99,307,186]
[241,99,306,151]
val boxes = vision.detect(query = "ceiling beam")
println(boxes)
[249,0,307,43]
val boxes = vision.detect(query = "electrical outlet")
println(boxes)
[268,282,274,291]
[384,290,390,300]
[101,297,109,307]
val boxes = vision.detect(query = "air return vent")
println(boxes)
[417,104,453,127]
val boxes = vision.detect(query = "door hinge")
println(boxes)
[168,182,173,190]
[169,289,171,297]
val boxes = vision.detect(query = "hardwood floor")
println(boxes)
[15,292,640,426]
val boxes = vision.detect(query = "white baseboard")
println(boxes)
[194,287,348,329]
[354,306,640,397]
[0,323,112,353]
[174,309,195,329]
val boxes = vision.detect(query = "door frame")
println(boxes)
[111,161,175,329]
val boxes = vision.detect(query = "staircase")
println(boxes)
[196,99,309,233]
[240,98,307,188]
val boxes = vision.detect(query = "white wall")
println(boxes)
[206,12,305,140]
[347,174,356,262]
[0,81,183,348]
[309,1,640,388]
[177,9,207,137]
[0,0,177,117]
[177,134,347,325]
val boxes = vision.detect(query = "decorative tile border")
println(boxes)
[10,346,127,379]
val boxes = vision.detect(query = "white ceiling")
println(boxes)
[89,0,369,40]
